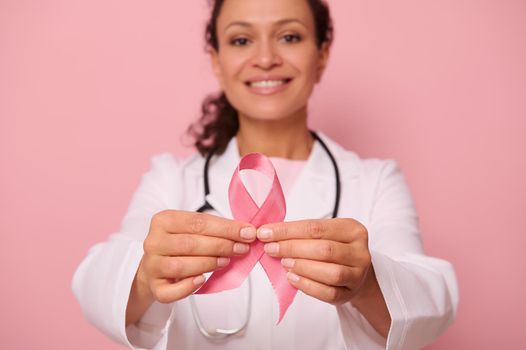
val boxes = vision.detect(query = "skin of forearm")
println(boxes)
[349,267,392,338]
[125,260,155,327]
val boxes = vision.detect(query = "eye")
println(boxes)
[281,34,302,43]
[230,37,250,46]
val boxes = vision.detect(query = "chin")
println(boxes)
[238,109,298,123]
[236,101,306,123]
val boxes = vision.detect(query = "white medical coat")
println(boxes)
[72,132,458,350]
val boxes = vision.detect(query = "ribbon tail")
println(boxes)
[259,254,298,324]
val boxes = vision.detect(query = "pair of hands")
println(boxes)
[138,210,373,306]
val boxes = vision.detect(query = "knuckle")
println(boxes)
[143,237,157,254]
[332,267,347,285]
[364,248,372,262]
[307,221,324,239]
[273,224,286,240]
[167,258,183,277]
[222,241,235,256]
[353,221,368,239]
[301,277,313,292]
[150,285,166,303]
[342,217,356,226]
[319,241,334,260]
[280,241,291,256]
[350,243,371,266]
[213,240,231,257]
[151,210,171,228]
[156,290,172,304]
[177,235,196,254]
[140,256,153,276]
[327,287,340,304]
[150,212,163,226]
[187,213,206,235]
[361,250,372,266]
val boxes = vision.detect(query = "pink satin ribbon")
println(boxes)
[196,152,298,323]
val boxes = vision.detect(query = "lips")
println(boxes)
[244,76,293,95]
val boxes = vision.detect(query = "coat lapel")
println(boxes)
[203,132,359,222]
[285,138,334,221]
[204,138,241,219]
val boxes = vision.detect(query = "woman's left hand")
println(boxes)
[257,218,373,305]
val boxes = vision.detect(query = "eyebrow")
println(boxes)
[224,18,308,33]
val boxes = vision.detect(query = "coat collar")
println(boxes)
[199,132,360,221]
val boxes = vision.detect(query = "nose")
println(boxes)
[251,39,282,70]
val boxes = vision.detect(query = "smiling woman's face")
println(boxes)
[210,0,330,122]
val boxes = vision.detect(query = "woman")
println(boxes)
[72,0,458,349]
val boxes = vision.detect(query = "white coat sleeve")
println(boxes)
[336,160,459,350]
[71,153,184,349]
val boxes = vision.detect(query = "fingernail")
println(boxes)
[257,227,272,240]
[233,242,249,254]
[240,226,256,240]
[287,272,300,283]
[193,275,205,286]
[264,242,279,254]
[281,258,295,268]
[217,257,230,267]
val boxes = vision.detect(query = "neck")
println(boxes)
[236,108,314,160]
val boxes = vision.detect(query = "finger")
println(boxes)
[285,272,353,305]
[150,255,231,280]
[150,275,206,304]
[257,218,367,244]
[281,258,362,288]
[151,210,256,242]
[264,239,356,265]
[146,234,251,257]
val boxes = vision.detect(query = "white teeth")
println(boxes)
[249,80,287,88]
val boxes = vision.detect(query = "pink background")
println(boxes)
[1,0,525,349]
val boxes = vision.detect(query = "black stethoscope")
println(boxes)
[191,130,341,339]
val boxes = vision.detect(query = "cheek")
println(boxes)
[219,53,247,83]
[287,51,320,83]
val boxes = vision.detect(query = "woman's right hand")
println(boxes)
[142,209,257,302]
[126,210,256,326]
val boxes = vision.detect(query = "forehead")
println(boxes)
[217,0,314,29]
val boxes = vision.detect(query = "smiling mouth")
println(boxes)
[245,78,293,88]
